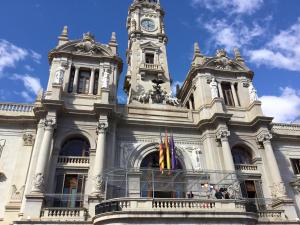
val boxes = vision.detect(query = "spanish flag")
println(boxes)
[159,133,165,173]
[165,129,171,170]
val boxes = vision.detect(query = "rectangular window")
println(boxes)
[145,53,154,64]
[78,70,90,94]
[291,159,300,174]
[54,174,87,208]
[68,68,75,93]
[222,82,234,106]
[93,71,99,95]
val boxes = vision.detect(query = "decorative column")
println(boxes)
[217,82,224,99]
[257,132,287,198]
[216,129,235,171]
[92,120,108,195]
[73,66,80,93]
[31,118,56,193]
[231,83,239,106]
[89,68,95,95]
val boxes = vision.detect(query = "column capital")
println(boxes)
[257,132,272,144]
[96,121,108,135]
[43,118,57,130]
[216,129,230,141]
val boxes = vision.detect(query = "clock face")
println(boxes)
[141,19,156,32]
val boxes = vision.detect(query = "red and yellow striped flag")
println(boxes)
[165,129,171,170]
[159,134,165,173]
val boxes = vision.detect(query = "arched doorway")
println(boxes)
[140,151,184,198]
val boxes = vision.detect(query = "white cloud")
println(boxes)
[203,18,265,50]
[20,91,34,102]
[191,0,263,15]
[260,87,300,123]
[30,50,42,64]
[248,18,300,71]
[11,74,42,95]
[0,39,28,73]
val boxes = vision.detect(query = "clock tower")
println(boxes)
[124,0,172,104]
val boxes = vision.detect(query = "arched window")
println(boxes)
[60,138,90,157]
[231,146,252,164]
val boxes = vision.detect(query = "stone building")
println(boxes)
[1,0,300,224]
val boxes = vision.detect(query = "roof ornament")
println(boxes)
[214,49,234,70]
[192,42,205,67]
[57,25,69,46]
[75,32,101,55]
[234,48,245,65]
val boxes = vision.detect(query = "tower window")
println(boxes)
[93,71,99,95]
[145,53,154,64]
[221,82,234,106]
[68,68,75,93]
[291,159,300,174]
[78,70,91,94]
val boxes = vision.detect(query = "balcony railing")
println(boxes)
[0,103,34,113]
[235,164,258,171]
[140,63,163,72]
[57,156,90,168]
[41,208,88,221]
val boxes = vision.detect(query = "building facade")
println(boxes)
[1,0,300,224]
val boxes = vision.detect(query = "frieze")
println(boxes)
[117,138,201,146]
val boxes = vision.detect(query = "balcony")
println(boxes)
[56,156,90,168]
[235,164,258,173]
[0,103,34,116]
[41,208,88,221]
[140,63,164,73]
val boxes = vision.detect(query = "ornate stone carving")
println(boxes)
[102,67,111,89]
[75,32,102,55]
[257,132,272,143]
[165,92,180,106]
[271,182,286,198]
[54,62,68,85]
[0,172,6,182]
[209,78,219,99]
[249,82,259,103]
[94,175,104,193]
[96,121,108,134]
[0,139,6,158]
[33,173,44,192]
[214,49,235,70]
[23,133,34,146]
[11,185,25,201]
[216,129,230,141]
[44,118,57,129]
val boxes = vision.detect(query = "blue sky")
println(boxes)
[0,0,300,122]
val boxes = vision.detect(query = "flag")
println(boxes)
[165,129,171,171]
[170,133,176,170]
[159,133,165,173]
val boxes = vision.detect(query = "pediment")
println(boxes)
[54,40,113,57]
[203,57,249,72]
[140,41,160,50]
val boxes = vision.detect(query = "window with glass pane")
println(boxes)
[93,71,99,95]
[68,68,75,93]
[54,174,87,208]
[291,159,300,174]
[78,70,90,94]
[145,53,154,64]
[60,138,90,157]
[222,82,235,106]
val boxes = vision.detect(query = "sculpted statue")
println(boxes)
[33,173,44,191]
[137,92,150,104]
[94,175,104,192]
[210,78,219,99]
[249,82,258,103]
[165,92,180,106]
[215,49,234,70]
[54,64,65,84]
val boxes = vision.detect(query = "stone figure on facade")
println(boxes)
[214,49,235,70]
[165,92,180,106]
[11,185,25,201]
[210,78,219,99]
[137,92,151,104]
[249,82,259,103]
[75,32,102,55]
[94,175,104,193]
[54,64,66,84]
[23,133,34,146]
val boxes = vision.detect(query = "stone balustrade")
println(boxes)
[140,63,163,72]
[258,210,285,221]
[41,208,87,221]
[235,164,258,171]
[95,198,246,215]
[57,156,90,168]
[0,103,34,113]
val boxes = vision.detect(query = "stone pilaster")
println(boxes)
[257,132,287,198]
[216,129,235,171]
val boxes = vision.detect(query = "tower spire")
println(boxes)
[57,25,69,47]
[109,32,118,54]
[234,48,245,65]
[192,42,205,67]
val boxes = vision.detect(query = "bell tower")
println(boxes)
[124,0,172,104]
